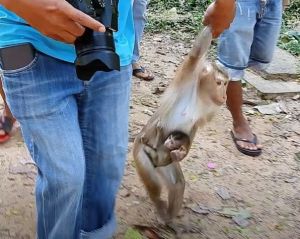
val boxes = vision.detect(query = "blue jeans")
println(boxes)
[132,0,148,63]
[0,51,132,239]
[217,0,282,80]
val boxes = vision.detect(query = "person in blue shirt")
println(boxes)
[0,0,235,238]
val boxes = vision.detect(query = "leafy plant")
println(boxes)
[146,0,300,56]
[146,0,212,34]
[280,0,300,56]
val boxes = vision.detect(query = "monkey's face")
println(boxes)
[199,63,229,106]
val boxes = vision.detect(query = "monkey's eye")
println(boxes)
[216,81,222,85]
[224,81,228,86]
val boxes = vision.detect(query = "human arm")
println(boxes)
[0,0,106,43]
[202,0,236,38]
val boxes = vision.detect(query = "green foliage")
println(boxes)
[280,0,300,56]
[146,0,213,34]
[124,227,143,239]
[146,0,300,56]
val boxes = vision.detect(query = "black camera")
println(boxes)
[67,0,120,81]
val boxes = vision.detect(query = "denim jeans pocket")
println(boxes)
[1,49,39,75]
[0,52,77,120]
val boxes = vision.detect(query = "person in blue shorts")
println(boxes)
[217,0,283,157]
[132,0,154,81]
[0,0,235,238]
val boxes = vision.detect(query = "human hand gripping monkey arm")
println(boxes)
[202,0,236,38]
[0,0,106,43]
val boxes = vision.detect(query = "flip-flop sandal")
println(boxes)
[133,66,154,81]
[230,130,262,157]
[0,116,14,144]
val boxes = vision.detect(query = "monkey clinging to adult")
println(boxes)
[132,27,229,223]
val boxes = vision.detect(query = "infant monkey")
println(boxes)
[133,27,229,223]
[143,131,190,167]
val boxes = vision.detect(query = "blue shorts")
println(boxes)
[217,0,282,81]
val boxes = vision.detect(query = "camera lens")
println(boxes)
[74,29,120,81]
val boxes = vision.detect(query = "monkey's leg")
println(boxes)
[158,163,185,222]
[143,144,158,165]
[135,148,169,221]
[153,126,163,149]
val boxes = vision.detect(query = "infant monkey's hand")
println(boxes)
[164,132,190,162]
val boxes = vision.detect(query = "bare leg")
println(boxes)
[0,80,15,120]
[226,81,262,151]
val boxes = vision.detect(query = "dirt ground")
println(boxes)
[0,33,300,239]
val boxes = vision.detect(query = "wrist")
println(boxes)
[215,0,235,5]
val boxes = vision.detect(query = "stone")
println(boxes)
[244,71,300,99]
[216,186,231,200]
[254,102,288,115]
[259,47,300,80]
[232,215,250,228]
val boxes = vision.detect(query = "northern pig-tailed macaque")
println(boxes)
[133,27,229,223]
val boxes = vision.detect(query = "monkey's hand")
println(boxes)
[170,146,188,162]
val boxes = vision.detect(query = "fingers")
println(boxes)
[63,2,106,32]
[64,20,85,37]
[48,32,76,44]
[211,29,221,38]
[202,13,209,26]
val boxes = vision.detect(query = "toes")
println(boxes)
[237,141,259,150]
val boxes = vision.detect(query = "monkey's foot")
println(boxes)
[155,200,172,224]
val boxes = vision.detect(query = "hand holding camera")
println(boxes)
[3,0,121,81]
[2,0,106,44]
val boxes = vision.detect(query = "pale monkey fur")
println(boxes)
[133,27,229,223]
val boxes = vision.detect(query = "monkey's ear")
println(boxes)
[188,27,212,62]
[202,63,213,75]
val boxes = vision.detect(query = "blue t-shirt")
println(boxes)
[0,1,134,66]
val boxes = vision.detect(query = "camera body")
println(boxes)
[67,0,120,81]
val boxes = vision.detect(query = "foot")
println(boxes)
[132,63,154,81]
[0,113,16,143]
[231,118,262,156]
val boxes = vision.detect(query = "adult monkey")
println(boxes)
[0,0,235,238]
[133,27,229,223]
